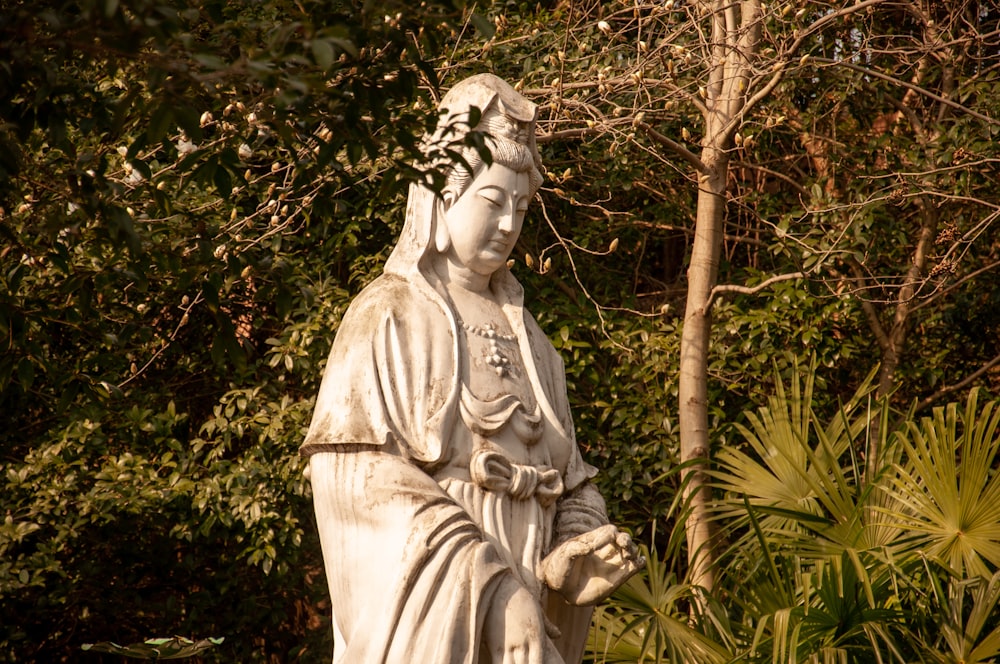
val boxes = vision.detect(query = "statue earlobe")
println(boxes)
[433,193,454,253]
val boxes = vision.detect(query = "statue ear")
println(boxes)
[433,192,455,253]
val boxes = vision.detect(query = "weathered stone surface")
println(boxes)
[302,73,643,664]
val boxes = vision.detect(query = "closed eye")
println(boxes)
[478,190,503,208]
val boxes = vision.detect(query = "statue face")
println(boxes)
[442,163,531,277]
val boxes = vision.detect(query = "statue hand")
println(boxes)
[540,524,645,606]
[484,574,557,664]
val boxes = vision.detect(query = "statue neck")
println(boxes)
[435,257,492,293]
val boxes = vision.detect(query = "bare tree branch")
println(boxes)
[811,56,1000,126]
[731,160,809,199]
[535,128,598,144]
[637,121,708,173]
[876,196,939,398]
[909,259,1000,314]
[731,0,888,135]
[913,351,1000,413]
[845,258,891,353]
[630,219,764,247]
[705,271,805,312]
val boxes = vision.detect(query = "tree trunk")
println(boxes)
[875,191,940,395]
[678,144,728,592]
[863,196,938,480]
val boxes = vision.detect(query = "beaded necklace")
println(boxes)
[460,321,517,377]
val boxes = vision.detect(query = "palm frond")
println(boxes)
[882,389,1000,577]
[587,544,733,663]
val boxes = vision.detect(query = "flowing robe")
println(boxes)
[303,272,603,663]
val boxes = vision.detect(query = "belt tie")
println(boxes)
[470,450,564,507]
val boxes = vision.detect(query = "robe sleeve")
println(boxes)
[310,448,509,664]
[299,275,459,464]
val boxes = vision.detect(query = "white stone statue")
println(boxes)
[302,73,643,664]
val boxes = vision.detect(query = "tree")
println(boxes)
[440,0,1000,593]
[757,0,1000,471]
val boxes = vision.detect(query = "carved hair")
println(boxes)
[442,105,544,199]
[422,74,543,200]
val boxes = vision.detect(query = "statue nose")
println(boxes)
[497,205,515,233]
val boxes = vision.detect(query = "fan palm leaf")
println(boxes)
[587,544,733,663]
[882,390,1000,577]
[911,568,1000,663]
[713,364,891,558]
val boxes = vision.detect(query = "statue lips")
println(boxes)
[485,235,513,260]
[489,236,510,251]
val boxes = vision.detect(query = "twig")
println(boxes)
[118,293,204,389]
[637,121,707,173]
[810,56,999,127]
[731,160,809,200]
[629,219,763,247]
[913,351,1000,413]
[908,259,1000,315]
[535,128,599,144]
[705,271,804,312]
[845,258,890,352]
[733,0,890,134]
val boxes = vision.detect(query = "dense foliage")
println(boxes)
[1,0,998,661]
[0,0,460,660]
[592,372,1000,662]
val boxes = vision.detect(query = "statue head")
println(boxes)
[432,74,543,202]
[385,74,543,284]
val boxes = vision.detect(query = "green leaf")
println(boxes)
[347,140,362,165]
[312,39,334,70]
[213,166,232,198]
[108,206,141,255]
[174,106,203,142]
[470,12,496,39]
[147,103,174,144]
[468,105,482,128]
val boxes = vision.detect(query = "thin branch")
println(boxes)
[637,121,707,173]
[118,293,204,389]
[629,219,763,247]
[705,271,804,312]
[845,258,891,352]
[535,197,629,349]
[521,76,707,118]
[810,56,1000,126]
[535,128,599,144]
[731,160,809,199]
[787,0,888,54]
[913,351,1000,413]
[521,75,646,97]
[885,91,926,139]
[908,259,1000,315]
[731,0,888,135]
[513,239,579,305]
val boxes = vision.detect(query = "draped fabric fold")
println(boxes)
[302,275,599,662]
[310,452,506,664]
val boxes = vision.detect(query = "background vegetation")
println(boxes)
[2,0,998,661]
